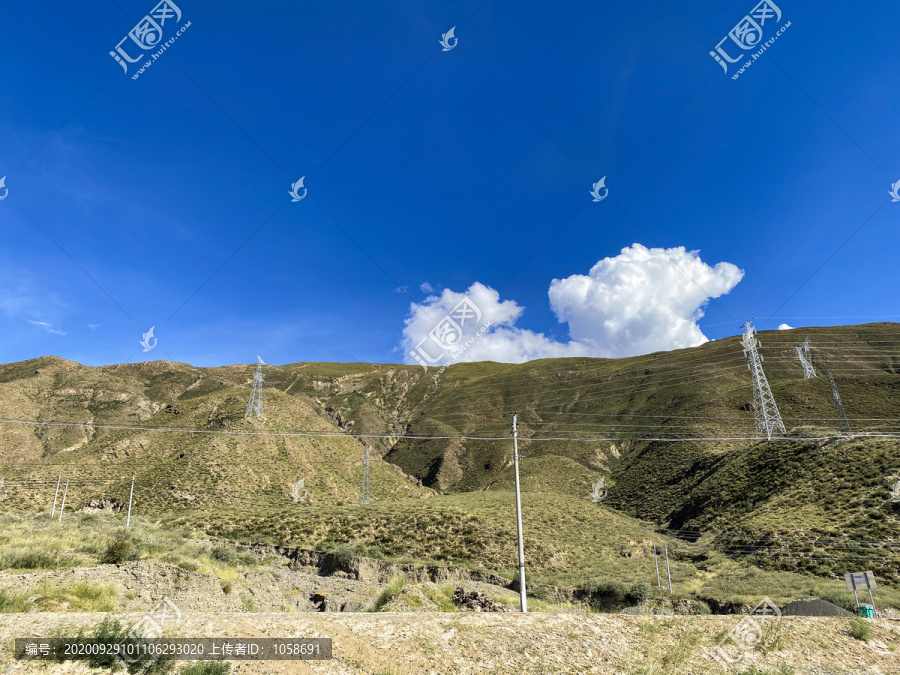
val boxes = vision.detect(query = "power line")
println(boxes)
[3,416,899,442]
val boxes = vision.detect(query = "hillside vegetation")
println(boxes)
[1,323,899,608]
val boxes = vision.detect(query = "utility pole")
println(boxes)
[741,321,786,440]
[664,545,672,593]
[653,544,661,588]
[359,447,370,505]
[511,412,527,613]
[58,479,69,522]
[50,474,61,517]
[828,372,851,436]
[795,338,817,378]
[126,475,135,528]
[245,356,265,420]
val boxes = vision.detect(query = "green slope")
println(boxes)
[0,323,898,602]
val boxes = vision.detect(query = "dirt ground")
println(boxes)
[1,612,899,674]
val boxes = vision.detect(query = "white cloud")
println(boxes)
[777,323,794,330]
[548,244,744,357]
[401,244,744,364]
[88,324,100,329]
[28,320,67,336]
[419,281,434,294]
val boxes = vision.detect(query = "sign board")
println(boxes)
[844,571,876,591]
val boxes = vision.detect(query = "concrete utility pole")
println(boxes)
[511,412,527,613]
[664,545,673,593]
[58,479,69,522]
[741,321,786,440]
[50,474,61,517]
[126,475,135,528]
[654,545,661,588]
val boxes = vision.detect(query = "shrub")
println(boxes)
[332,542,385,565]
[179,662,230,675]
[581,579,628,603]
[0,549,75,571]
[67,582,118,612]
[0,588,33,612]
[820,591,855,613]
[86,616,177,673]
[627,581,653,604]
[691,599,712,615]
[369,577,407,612]
[102,531,134,564]
[529,585,551,602]
[209,546,255,567]
[848,617,872,641]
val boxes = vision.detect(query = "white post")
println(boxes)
[58,480,69,522]
[664,545,672,593]
[126,475,135,529]
[50,474,61,517]
[511,412,527,613]
[654,544,661,588]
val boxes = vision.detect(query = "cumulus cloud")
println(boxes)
[401,244,743,365]
[28,320,67,336]
[548,244,744,357]
[777,323,794,330]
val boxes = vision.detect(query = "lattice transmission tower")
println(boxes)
[827,371,851,436]
[795,338,817,378]
[245,356,265,420]
[359,446,371,505]
[741,321,786,440]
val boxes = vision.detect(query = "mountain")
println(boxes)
[1,323,899,598]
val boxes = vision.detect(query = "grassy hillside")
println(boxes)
[1,323,899,605]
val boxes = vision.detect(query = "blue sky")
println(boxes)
[1,0,898,367]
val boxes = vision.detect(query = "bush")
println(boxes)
[210,546,255,567]
[627,581,653,604]
[581,579,628,603]
[179,662,230,675]
[332,542,385,565]
[821,591,855,613]
[0,549,75,571]
[0,588,33,612]
[848,617,872,641]
[691,599,712,615]
[102,531,134,564]
[85,616,177,673]
[369,577,407,612]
